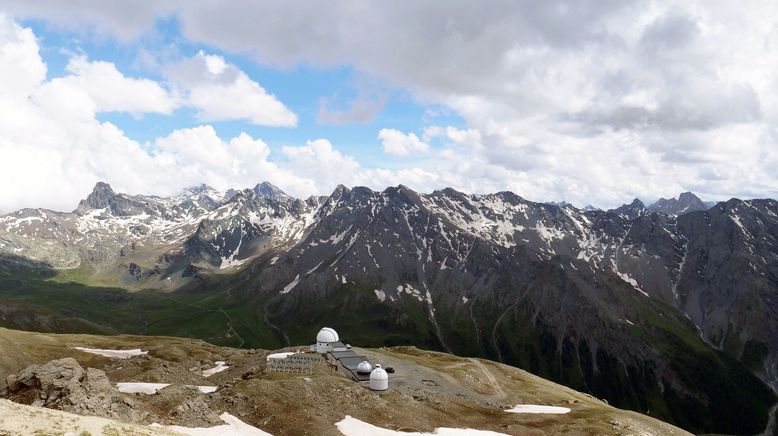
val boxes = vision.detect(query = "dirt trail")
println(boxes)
[468,357,507,400]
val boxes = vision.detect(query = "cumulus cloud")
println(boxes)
[49,56,177,115]
[378,128,429,156]
[0,14,46,97]
[0,14,442,213]
[0,17,303,212]
[165,51,297,126]
[3,3,778,206]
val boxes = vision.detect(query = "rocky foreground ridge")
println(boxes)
[0,327,690,436]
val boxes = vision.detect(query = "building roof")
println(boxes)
[327,349,372,381]
[330,349,357,359]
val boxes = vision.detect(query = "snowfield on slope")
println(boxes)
[336,415,510,435]
[117,382,170,394]
[506,404,571,414]
[74,347,148,358]
[153,412,272,435]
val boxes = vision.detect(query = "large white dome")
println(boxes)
[316,327,339,343]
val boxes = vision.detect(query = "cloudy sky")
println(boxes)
[1,1,777,213]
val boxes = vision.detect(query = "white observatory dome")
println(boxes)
[316,327,339,343]
[369,364,389,391]
[357,361,373,374]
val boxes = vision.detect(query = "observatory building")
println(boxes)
[313,327,343,353]
[310,327,389,391]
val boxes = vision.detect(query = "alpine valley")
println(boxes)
[1,182,777,435]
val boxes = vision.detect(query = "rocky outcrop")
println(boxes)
[5,357,143,423]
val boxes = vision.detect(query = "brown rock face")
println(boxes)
[6,358,143,423]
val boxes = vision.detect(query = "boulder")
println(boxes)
[33,358,84,391]
[6,358,143,423]
[16,363,40,388]
[84,368,112,393]
[6,374,19,393]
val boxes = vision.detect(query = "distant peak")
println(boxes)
[609,198,648,218]
[332,184,350,196]
[77,182,117,211]
[629,198,646,208]
[92,181,114,195]
[253,181,290,200]
[649,192,707,215]
[678,191,701,202]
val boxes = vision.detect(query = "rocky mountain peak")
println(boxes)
[77,182,117,211]
[253,182,290,201]
[649,192,707,215]
[610,198,647,218]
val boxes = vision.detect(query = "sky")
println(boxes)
[1,1,777,213]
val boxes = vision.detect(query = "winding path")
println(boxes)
[468,357,507,400]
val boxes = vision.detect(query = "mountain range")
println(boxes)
[0,182,776,434]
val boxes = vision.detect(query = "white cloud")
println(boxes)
[0,15,436,212]
[0,13,46,97]
[378,128,429,156]
[165,51,298,127]
[280,139,361,193]
[424,126,482,149]
[0,17,302,213]
[3,3,778,206]
[52,56,177,115]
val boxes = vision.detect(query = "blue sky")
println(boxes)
[24,16,465,169]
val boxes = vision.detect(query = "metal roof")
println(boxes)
[328,350,372,381]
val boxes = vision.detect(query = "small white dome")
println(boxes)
[357,361,373,373]
[369,364,389,391]
[316,327,339,343]
[370,365,388,380]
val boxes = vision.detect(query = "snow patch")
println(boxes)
[614,271,650,297]
[397,283,423,302]
[506,404,571,414]
[266,352,297,361]
[74,347,147,359]
[281,274,301,294]
[335,415,509,436]
[220,255,247,269]
[192,386,218,393]
[306,261,324,275]
[202,361,229,377]
[116,382,169,394]
[153,412,272,436]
